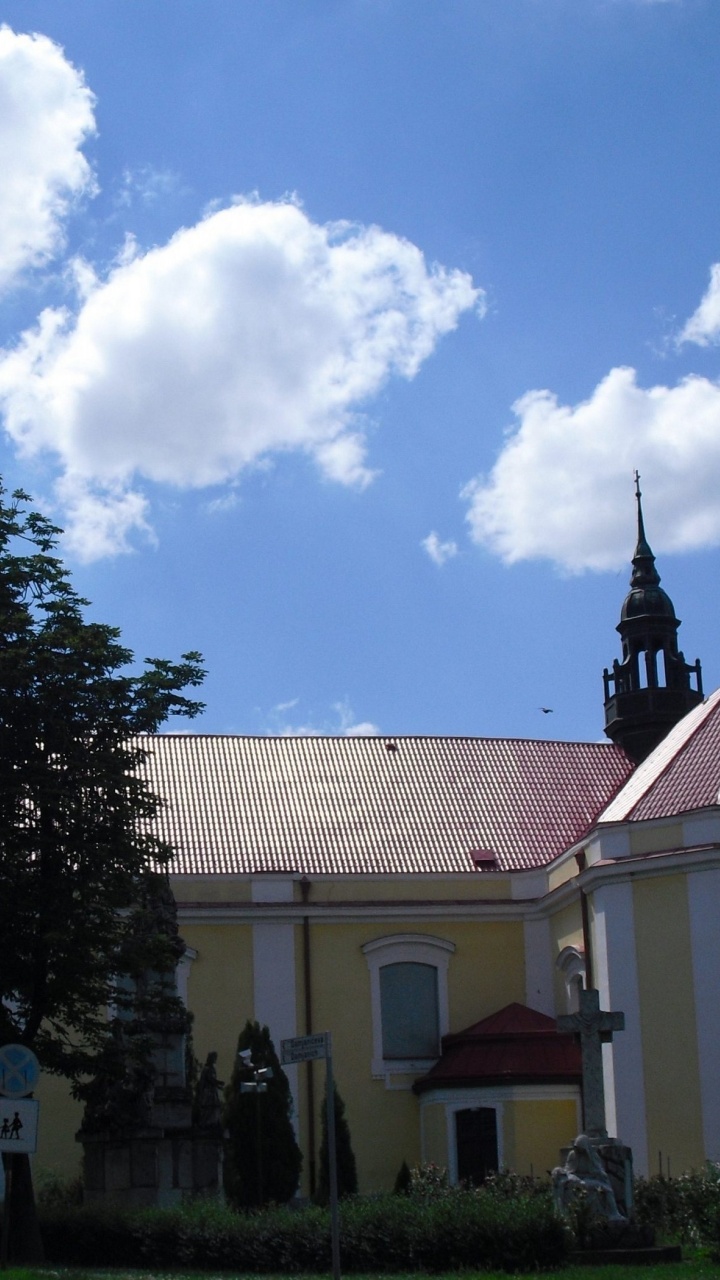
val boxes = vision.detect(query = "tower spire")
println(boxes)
[630,471,660,588]
[602,476,703,763]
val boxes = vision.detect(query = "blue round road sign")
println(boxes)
[0,1044,40,1098]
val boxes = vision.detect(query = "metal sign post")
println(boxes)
[0,1046,40,1271]
[281,1032,340,1280]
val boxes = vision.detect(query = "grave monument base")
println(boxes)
[79,1126,224,1208]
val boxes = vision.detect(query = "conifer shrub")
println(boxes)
[316,1080,358,1203]
[223,1020,302,1208]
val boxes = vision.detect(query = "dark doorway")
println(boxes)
[455,1107,498,1185]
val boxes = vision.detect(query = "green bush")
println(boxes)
[39,1186,568,1273]
[634,1163,720,1247]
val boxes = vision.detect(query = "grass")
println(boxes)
[3,1263,720,1280]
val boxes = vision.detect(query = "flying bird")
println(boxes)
[539,707,554,714]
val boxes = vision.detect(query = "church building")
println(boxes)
[37,485,720,1194]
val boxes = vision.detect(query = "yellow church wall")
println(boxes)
[421,1102,448,1167]
[632,875,704,1173]
[503,1099,578,1178]
[33,1072,84,1182]
[629,823,683,857]
[547,859,579,893]
[309,877,512,902]
[304,922,419,1191]
[172,876,252,903]
[182,922,254,1069]
[447,922,525,1030]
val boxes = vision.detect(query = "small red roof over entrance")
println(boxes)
[414,1002,581,1093]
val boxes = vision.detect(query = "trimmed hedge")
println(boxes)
[39,1189,567,1273]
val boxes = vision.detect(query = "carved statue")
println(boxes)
[552,1134,627,1224]
[195,1051,224,1132]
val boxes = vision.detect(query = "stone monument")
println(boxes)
[557,988,633,1219]
[553,1135,627,1225]
[78,877,224,1206]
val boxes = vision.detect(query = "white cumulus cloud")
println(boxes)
[0,26,95,294]
[679,263,720,347]
[463,365,720,573]
[0,199,480,559]
[422,531,458,566]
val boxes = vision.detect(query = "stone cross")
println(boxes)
[557,988,624,1139]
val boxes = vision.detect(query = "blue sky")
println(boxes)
[1,0,720,742]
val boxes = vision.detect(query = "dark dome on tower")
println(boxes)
[620,585,676,622]
[603,475,703,763]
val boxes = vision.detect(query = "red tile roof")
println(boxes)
[414,1002,582,1091]
[599,689,720,825]
[138,733,633,876]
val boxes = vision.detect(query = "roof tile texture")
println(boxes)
[599,689,720,824]
[138,733,633,876]
[414,1002,582,1090]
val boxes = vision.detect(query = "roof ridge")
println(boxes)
[148,732,624,747]
[599,689,720,824]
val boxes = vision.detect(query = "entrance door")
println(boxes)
[455,1107,498,1185]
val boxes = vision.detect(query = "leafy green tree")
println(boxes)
[0,483,205,1080]
[224,1021,302,1207]
[317,1080,358,1203]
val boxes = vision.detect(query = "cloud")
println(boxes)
[116,165,183,210]
[0,26,95,295]
[273,697,299,713]
[0,198,481,559]
[679,264,720,347]
[276,698,379,737]
[463,365,720,573]
[422,531,458,566]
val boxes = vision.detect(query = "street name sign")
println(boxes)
[281,1033,330,1065]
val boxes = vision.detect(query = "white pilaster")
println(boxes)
[250,877,298,1119]
[687,868,720,1161]
[523,917,555,1015]
[591,881,648,1173]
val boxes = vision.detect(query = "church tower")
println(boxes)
[603,475,703,763]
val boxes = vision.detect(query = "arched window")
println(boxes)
[362,934,455,1078]
[556,945,586,1013]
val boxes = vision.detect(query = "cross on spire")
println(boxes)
[557,988,624,1139]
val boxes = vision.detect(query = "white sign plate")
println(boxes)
[0,1044,40,1099]
[0,1099,39,1154]
[281,1032,329,1064]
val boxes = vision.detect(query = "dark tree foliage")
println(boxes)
[223,1021,302,1208]
[317,1079,358,1203]
[77,874,194,1133]
[393,1159,412,1195]
[0,484,205,1081]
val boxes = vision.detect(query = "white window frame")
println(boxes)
[362,933,455,1078]
[176,945,197,1007]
